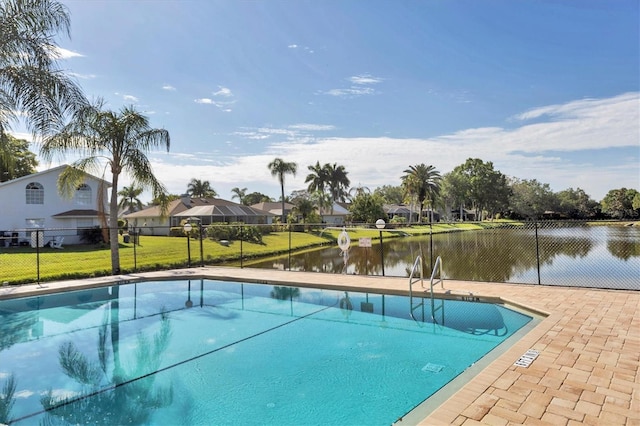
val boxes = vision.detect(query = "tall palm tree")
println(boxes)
[401,163,441,223]
[0,0,86,159]
[268,158,297,223]
[231,186,247,204]
[40,100,170,274]
[186,178,216,198]
[325,162,350,214]
[117,185,143,213]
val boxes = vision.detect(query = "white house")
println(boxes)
[0,165,110,247]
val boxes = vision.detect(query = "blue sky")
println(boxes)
[16,0,640,202]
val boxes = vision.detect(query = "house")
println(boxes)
[450,208,477,221]
[250,202,294,220]
[0,165,110,246]
[125,196,274,236]
[319,202,350,225]
[385,204,419,223]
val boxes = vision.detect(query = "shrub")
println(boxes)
[80,226,105,244]
[205,223,264,244]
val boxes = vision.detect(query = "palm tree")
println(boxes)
[401,174,420,224]
[0,0,86,164]
[401,164,441,223]
[305,161,328,193]
[117,185,143,213]
[325,163,350,214]
[186,178,216,198]
[231,186,247,204]
[348,184,371,201]
[268,158,297,223]
[40,100,170,274]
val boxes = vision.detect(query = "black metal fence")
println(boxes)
[1,221,638,290]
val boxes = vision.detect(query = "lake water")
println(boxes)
[248,225,639,290]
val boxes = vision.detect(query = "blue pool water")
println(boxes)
[0,280,533,425]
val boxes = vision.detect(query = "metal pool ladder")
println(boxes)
[409,255,445,323]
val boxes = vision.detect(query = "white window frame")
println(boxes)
[26,182,44,204]
[75,184,92,206]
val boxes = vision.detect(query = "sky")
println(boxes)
[13,0,640,203]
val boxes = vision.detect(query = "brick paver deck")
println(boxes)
[2,267,638,425]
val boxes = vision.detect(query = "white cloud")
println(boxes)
[195,87,235,111]
[288,43,313,53]
[324,74,383,97]
[514,92,637,122]
[213,86,233,97]
[349,74,383,85]
[51,46,83,59]
[69,72,96,79]
[115,92,139,103]
[325,87,376,97]
[288,124,335,131]
[122,94,139,103]
[162,85,176,91]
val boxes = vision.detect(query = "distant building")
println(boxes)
[250,202,295,220]
[319,202,350,225]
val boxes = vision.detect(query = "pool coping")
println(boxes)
[1,266,638,425]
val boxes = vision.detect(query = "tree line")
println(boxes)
[259,157,640,223]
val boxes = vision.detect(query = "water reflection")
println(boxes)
[0,374,16,424]
[247,226,639,288]
[40,309,173,425]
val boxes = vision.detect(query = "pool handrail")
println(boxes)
[430,256,444,322]
[408,255,424,322]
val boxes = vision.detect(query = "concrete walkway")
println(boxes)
[2,267,638,425]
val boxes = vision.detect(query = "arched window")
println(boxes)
[26,182,44,204]
[75,184,92,205]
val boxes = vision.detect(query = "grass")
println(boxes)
[0,232,330,285]
[0,220,522,285]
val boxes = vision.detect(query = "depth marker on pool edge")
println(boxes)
[514,349,540,367]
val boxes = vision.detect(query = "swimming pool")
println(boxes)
[0,279,533,425]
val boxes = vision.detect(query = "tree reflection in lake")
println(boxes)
[248,225,639,288]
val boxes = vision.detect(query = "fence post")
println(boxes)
[36,230,40,284]
[133,227,137,271]
[199,222,204,267]
[288,224,292,271]
[240,225,243,269]
[429,222,434,272]
[535,220,541,285]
